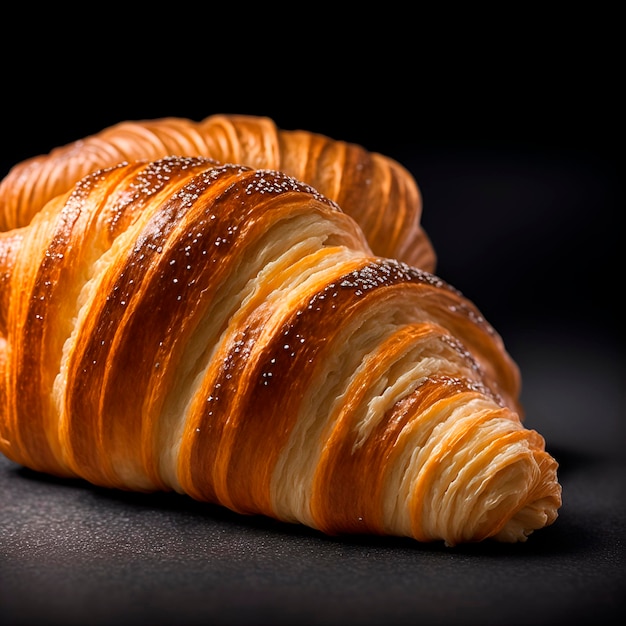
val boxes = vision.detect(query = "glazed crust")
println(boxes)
[0,156,560,546]
[0,114,435,271]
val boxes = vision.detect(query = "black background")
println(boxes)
[1,9,623,626]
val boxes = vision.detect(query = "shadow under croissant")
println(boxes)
[11,459,579,557]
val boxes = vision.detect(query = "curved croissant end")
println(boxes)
[0,114,435,271]
[0,156,560,546]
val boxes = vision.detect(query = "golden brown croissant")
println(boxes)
[0,114,435,271]
[0,155,561,546]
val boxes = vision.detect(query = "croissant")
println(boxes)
[0,154,560,546]
[0,113,435,271]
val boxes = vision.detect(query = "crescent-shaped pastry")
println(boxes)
[0,114,435,271]
[0,155,561,546]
